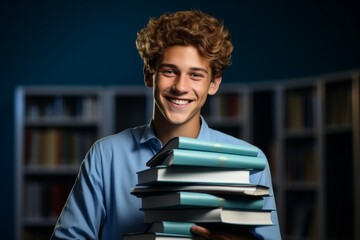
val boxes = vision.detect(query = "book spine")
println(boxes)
[178,137,258,157]
[151,221,195,236]
[143,192,264,209]
[178,192,264,209]
[171,149,265,170]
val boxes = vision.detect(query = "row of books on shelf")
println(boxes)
[203,93,242,119]
[124,137,274,240]
[26,96,98,121]
[285,86,353,130]
[285,89,316,131]
[325,84,352,126]
[24,129,96,168]
[23,182,69,220]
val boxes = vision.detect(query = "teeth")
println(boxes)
[170,98,189,105]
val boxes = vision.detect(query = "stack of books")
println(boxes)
[125,137,273,240]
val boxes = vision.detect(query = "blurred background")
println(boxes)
[1,1,360,239]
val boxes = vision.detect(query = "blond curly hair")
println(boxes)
[136,10,234,78]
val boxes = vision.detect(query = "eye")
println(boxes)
[190,72,205,80]
[160,69,176,77]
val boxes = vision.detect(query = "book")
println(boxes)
[123,233,199,240]
[137,166,250,186]
[147,148,266,170]
[146,137,259,167]
[146,221,195,237]
[141,191,264,210]
[143,208,274,225]
[131,184,270,197]
[145,222,254,237]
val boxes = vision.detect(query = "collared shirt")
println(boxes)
[51,118,282,240]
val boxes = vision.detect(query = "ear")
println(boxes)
[143,66,153,88]
[208,75,222,95]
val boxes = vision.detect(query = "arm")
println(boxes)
[51,144,105,239]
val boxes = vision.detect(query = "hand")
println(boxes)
[191,225,258,240]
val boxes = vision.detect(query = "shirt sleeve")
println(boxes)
[251,150,282,240]
[50,143,106,239]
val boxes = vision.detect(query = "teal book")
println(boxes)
[146,137,259,167]
[146,221,195,237]
[136,166,250,186]
[147,148,266,170]
[141,191,264,210]
[123,232,199,240]
[143,208,274,226]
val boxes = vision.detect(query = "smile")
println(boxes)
[168,98,191,105]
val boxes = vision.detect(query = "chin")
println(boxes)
[165,113,198,126]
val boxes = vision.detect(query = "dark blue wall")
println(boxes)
[1,1,359,238]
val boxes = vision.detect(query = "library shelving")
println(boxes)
[15,86,106,240]
[14,69,360,240]
[202,84,250,140]
[248,70,360,240]
[105,86,153,134]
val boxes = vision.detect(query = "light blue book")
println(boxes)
[147,137,259,167]
[146,221,196,237]
[141,191,264,210]
[123,232,198,240]
[148,148,266,170]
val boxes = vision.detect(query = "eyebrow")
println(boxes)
[158,64,209,74]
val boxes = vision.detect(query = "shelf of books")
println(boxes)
[322,75,358,240]
[202,84,249,140]
[15,86,105,240]
[279,82,321,240]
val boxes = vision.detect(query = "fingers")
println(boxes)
[191,225,213,239]
[190,225,257,240]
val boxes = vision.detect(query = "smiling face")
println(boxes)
[145,45,222,140]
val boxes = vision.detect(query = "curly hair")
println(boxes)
[136,10,234,78]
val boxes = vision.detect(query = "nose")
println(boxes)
[171,74,188,93]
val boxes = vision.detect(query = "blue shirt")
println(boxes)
[51,118,281,240]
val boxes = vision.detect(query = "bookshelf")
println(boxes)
[280,82,320,240]
[106,86,153,134]
[322,75,357,240]
[15,87,106,240]
[14,70,360,240]
[202,84,250,140]
[248,70,360,240]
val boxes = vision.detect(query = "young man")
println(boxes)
[51,10,281,240]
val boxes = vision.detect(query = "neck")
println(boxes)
[152,111,201,146]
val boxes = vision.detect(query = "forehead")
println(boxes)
[158,45,211,70]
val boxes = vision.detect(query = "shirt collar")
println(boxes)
[139,115,211,146]
[140,120,158,144]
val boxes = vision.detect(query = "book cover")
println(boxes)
[145,222,255,238]
[131,184,270,197]
[123,232,199,240]
[146,221,195,237]
[149,149,266,170]
[137,166,250,186]
[143,208,274,226]
[141,191,264,210]
[147,137,259,167]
